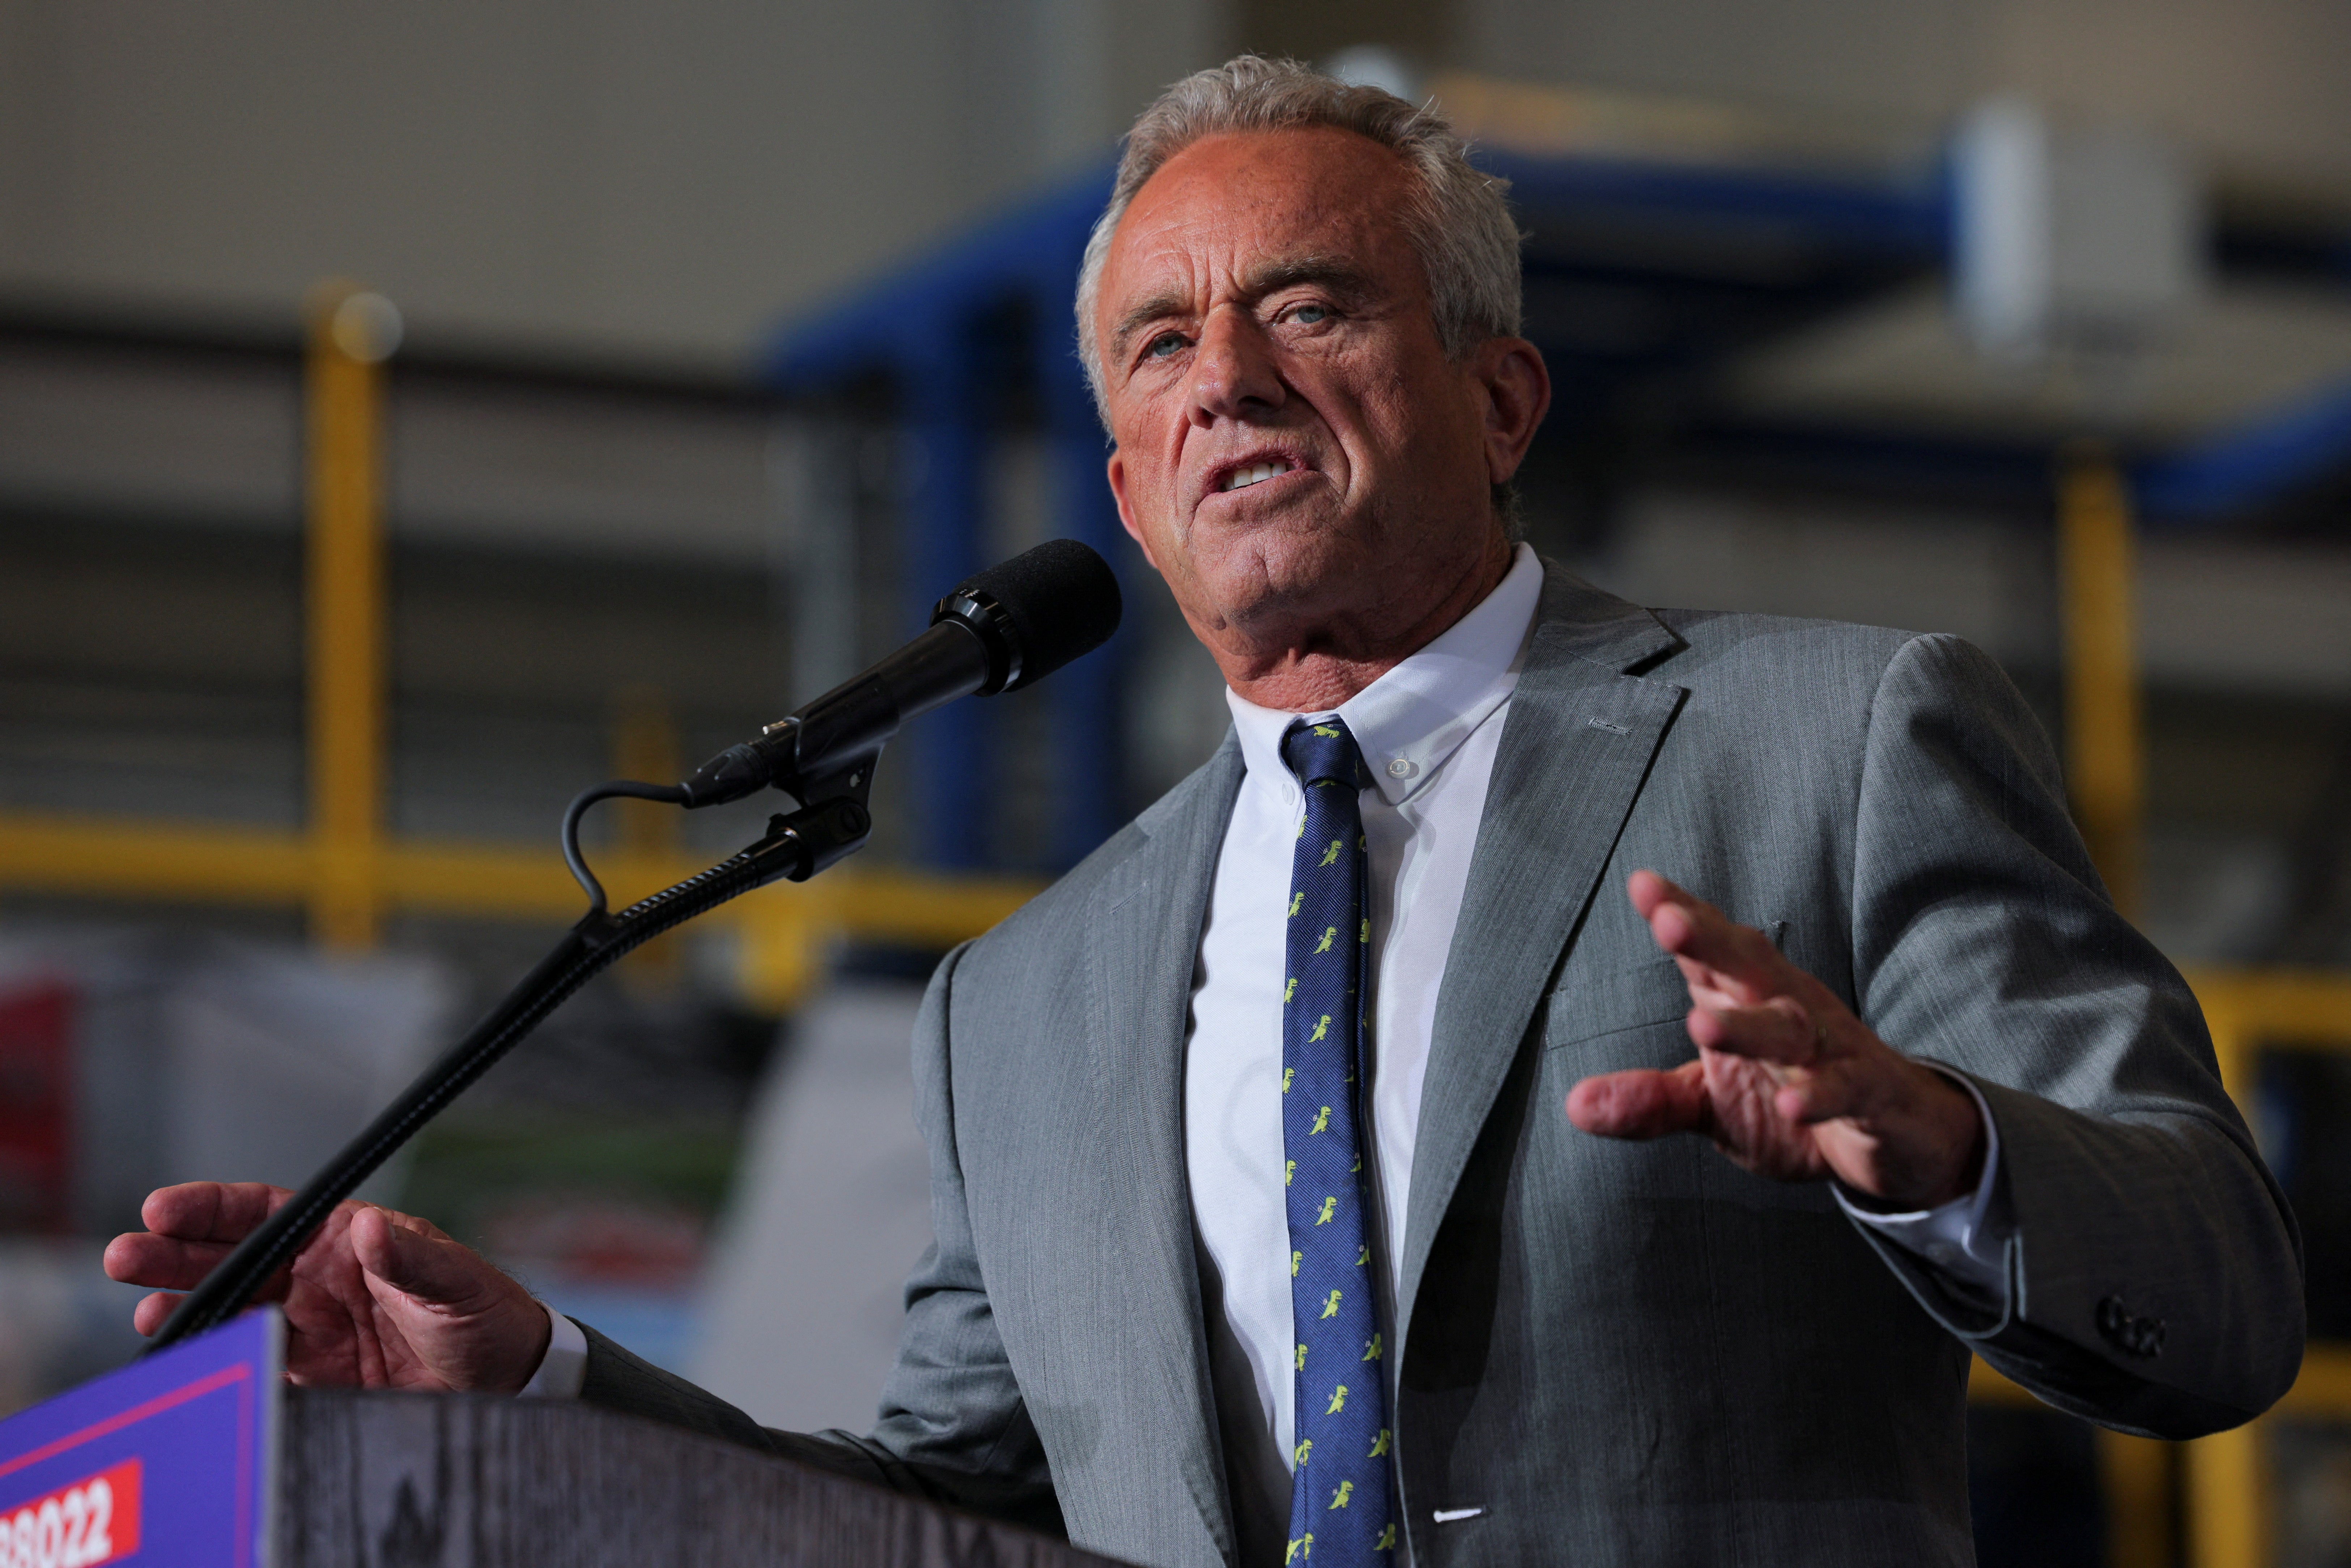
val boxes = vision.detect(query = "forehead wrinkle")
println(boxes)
[1236,253,1374,306]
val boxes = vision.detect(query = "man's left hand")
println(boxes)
[1565,870,1986,1210]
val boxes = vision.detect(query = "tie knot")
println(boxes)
[1281,718,1368,791]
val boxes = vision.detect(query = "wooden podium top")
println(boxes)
[280,1386,1134,1568]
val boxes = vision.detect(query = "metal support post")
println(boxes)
[2186,986,2273,1568]
[611,681,684,986]
[305,284,398,948]
[2056,446,2181,1568]
[901,321,990,869]
[2057,446,2144,920]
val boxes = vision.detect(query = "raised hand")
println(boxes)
[103,1182,551,1393]
[1565,871,1986,1210]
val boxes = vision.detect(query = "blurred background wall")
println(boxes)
[1,4,2348,1566]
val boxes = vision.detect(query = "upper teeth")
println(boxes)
[1221,460,1293,492]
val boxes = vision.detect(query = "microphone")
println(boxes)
[679,538,1122,808]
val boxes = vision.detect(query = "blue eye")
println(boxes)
[1146,332,1186,358]
[1292,304,1328,325]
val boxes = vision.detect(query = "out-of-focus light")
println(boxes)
[1954,99,2201,371]
[1323,45,1419,103]
[330,292,403,363]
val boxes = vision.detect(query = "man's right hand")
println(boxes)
[104,1182,552,1394]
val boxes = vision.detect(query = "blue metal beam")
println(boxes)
[2134,372,2351,523]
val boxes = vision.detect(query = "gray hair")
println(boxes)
[1074,55,1524,425]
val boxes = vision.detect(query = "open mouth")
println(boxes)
[1219,459,1297,493]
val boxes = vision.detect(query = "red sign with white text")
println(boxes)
[0,1458,142,1568]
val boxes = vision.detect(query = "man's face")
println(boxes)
[1094,127,1529,660]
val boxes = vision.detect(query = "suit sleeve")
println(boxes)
[576,940,1066,1535]
[1846,632,2304,1439]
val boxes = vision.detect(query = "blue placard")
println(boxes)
[0,1309,281,1568]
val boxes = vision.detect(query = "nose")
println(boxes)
[1187,308,1285,427]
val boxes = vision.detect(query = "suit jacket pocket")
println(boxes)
[1543,921,1786,1049]
[1543,954,1689,1049]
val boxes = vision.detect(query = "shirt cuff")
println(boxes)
[1834,1066,2008,1307]
[516,1303,589,1399]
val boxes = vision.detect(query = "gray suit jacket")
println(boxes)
[579,561,2303,1567]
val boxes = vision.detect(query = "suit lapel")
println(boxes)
[1087,735,1246,1563]
[1394,563,1687,1359]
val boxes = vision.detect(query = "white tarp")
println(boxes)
[689,981,934,1433]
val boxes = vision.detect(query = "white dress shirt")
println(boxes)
[1179,544,2006,1550]
[524,544,2010,1524]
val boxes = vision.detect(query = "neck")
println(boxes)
[1211,535,1513,712]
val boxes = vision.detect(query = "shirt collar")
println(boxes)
[1226,542,1544,808]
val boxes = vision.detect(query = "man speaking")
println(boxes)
[110,57,2300,1567]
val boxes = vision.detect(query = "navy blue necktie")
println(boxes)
[1279,718,1396,1563]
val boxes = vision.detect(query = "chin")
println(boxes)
[1202,521,1376,618]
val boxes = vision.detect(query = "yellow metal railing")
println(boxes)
[2182,970,2351,1568]
[0,805,1037,1014]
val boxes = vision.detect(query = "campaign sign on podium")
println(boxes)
[0,1309,280,1568]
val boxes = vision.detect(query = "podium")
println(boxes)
[280,1388,1127,1568]
[0,1313,1125,1568]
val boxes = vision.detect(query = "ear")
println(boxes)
[1107,449,1161,570]
[1473,338,1551,486]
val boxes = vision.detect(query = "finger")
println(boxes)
[1686,998,1816,1067]
[131,1291,185,1338]
[1775,1065,1865,1126]
[386,1209,456,1245]
[351,1207,512,1313]
[1625,868,1676,921]
[104,1231,239,1291]
[1629,874,1786,998]
[140,1182,293,1243]
[1566,1063,1711,1140]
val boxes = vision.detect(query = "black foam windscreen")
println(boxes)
[956,538,1123,691]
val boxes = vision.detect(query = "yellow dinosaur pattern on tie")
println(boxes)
[1280,715,1390,1555]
